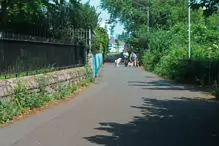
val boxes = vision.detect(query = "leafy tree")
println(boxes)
[79,2,100,29]
[191,0,219,17]
[92,27,109,56]
[117,32,129,42]
[0,0,100,40]
[0,0,48,33]
[101,0,189,31]
[101,0,219,86]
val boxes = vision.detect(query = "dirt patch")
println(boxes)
[138,66,145,71]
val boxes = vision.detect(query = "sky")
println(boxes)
[81,0,124,35]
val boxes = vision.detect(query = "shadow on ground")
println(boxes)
[128,80,213,93]
[85,97,219,146]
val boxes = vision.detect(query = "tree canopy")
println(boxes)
[117,32,129,42]
[92,27,109,55]
[0,0,100,39]
[191,0,219,17]
[101,0,219,48]
[101,0,191,32]
[101,0,219,85]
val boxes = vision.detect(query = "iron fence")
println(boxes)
[0,32,88,78]
[180,59,219,85]
[0,30,90,46]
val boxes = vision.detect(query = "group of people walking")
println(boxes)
[114,49,138,67]
[122,49,138,67]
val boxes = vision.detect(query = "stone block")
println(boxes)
[0,67,87,98]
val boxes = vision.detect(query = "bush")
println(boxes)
[140,20,219,85]
[212,87,219,99]
[142,50,161,71]
[140,29,173,71]
[154,43,219,83]
[154,46,189,81]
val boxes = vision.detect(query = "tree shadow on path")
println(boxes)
[128,80,213,93]
[85,97,219,146]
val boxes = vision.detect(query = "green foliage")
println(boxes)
[102,0,219,98]
[212,84,219,99]
[145,22,219,82]
[117,32,129,42]
[0,69,94,125]
[0,0,99,39]
[92,27,109,59]
[85,64,94,82]
[80,2,100,29]
[0,64,55,80]
[142,50,160,72]
[153,46,189,81]
[101,0,189,31]
[191,0,219,17]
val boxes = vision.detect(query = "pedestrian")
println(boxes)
[130,52,137,67]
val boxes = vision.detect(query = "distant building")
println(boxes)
[109,38,125,53]
[100,20,125,53]
[100,20,116,39]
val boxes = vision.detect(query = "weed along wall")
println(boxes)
[0,66,94,124]
[0,67,87,98]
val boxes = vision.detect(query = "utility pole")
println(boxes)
[147,0,150,32]
[133,0,150,49]
[188,0,191,59]
[133,0,150,31]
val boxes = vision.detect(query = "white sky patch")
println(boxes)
[81,0,124,35]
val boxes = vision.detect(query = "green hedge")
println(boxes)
[141,22,219,85]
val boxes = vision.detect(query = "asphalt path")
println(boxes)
[0,63,219,146]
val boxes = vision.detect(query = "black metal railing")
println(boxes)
[180,59,219,85]
[0,30,90,46]
[0,34,87,79]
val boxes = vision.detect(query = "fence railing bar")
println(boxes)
[0,38,86,47]
[1,64,85,79]
[0,31,90,46]
[0,30,89,78]
[179,59,219,85]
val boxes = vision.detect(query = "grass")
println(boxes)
[0,76,94,126]
[0,68,57,80]
[0,64,94,126]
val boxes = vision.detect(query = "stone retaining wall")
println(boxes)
[0,67,87,98]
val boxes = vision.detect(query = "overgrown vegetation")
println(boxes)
[101,0,219,98]
[0,68,94,125]
[115,39,120,53]
[0,64,57,80]
[117,32,129,43]
[0,0,99,39]
[0,0,102,79]
[92,27,109,61]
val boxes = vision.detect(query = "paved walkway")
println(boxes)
[0,63,219,146]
